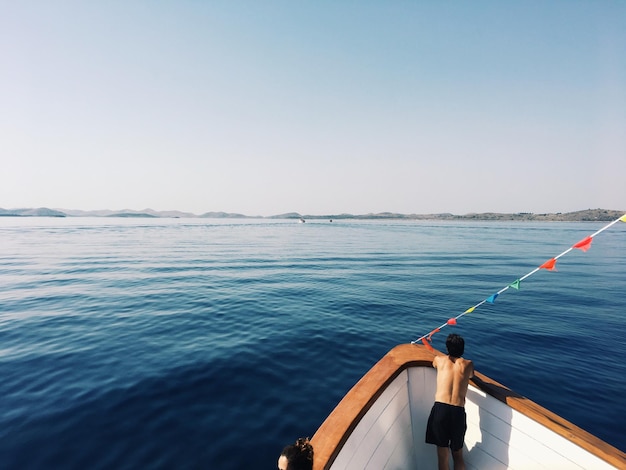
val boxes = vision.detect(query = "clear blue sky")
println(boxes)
[2,1,624,216]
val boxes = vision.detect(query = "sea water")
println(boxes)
[0,217,624,469]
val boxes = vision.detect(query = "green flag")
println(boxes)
[509,279,521,290]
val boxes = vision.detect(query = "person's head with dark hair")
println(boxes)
[278,437,313,470]
[446,333,465,358]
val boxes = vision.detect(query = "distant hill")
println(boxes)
[299,208,625,222]
[199,211,252,218]
[0,207,623,221]
[106,212,158,218]
[0,207,66,217]
[427,209,624,222]
[60,208,197,218]
[267,212,304,219]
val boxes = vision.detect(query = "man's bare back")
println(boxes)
[433,354,474,407]
[426,333,474,470]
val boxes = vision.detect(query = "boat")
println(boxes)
[311,343,626,469]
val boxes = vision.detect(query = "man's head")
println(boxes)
[278,437,313,470]
[446,333,465,358]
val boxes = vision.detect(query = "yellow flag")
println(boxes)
[620,214,626,222]
[464,307,475,314]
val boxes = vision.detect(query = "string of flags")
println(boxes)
[412,214,626,350]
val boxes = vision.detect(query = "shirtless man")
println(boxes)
[425,333,474,470]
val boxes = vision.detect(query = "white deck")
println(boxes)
[328,367,616,470]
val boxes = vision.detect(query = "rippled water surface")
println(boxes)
[1,217,625,468]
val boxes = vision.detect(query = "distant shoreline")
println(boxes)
[0,208,623,222]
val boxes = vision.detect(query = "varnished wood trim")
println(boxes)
[311,344,433,470]
[311,343,626,470]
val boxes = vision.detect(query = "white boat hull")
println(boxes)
[312,344,625,470]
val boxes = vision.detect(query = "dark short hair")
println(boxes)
[446,333,465,358]
[281,437,313,470]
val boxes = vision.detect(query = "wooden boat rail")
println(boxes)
[311,343,626,470]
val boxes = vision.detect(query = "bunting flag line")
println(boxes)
[540,258,558,271]
[486,294,498,303]
[411,213,626,345]
[573,236,593,252]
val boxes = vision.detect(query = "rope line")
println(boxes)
[412,214,626,348]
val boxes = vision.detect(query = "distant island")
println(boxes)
[0,207,623,222]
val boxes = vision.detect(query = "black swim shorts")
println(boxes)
[425,401,467,451]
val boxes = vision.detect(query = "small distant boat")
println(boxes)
[311,344,626,469]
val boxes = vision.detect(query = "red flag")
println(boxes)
[447,318,457,325]
[573,236,593,252]
[540,258,557,271]
[421,337,434,352]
